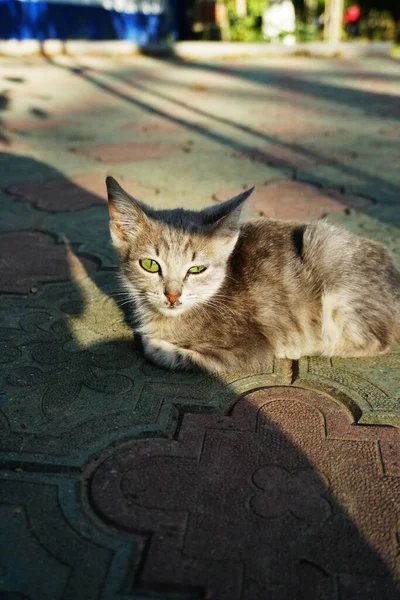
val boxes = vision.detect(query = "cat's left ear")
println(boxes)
[203,187,255,237]
[203,187,254,257]
[201,187,253,256]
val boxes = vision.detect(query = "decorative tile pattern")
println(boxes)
[0,231,97,293]
[0,270,291,467]
[0,53,400,600]
[7,174,160,212]
[90,387,400,599]
[0,472,134,600]
[296,354,400,426]
[214,180,372,220]
[72,142,175,163]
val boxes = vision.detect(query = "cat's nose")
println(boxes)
[164,292,181,305]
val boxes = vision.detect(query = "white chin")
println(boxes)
[159,306,187,317]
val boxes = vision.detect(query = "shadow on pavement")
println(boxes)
[0,153,399,598]
[40,55,400,224]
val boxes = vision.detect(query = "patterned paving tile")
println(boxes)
[214,180,372,220]
[0,53,399,599]
[295,354,400,427]
[0,270,291,468]
[89,387,400,599]
[0,471,134,600]
[7,174,159,212]
[72,142,176,163]
[121,119,184,134]
[232,145,318,170]
[0,192,48,233]
[42,205,116,267]
[0,231,97,293]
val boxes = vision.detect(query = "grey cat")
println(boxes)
[106,176,400,374]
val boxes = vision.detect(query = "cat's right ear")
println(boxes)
[106,176,149,250]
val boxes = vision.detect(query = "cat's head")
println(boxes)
[106,177,254,317]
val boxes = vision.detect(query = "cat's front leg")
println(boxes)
[142,338,236,374]
[142,337,197,371]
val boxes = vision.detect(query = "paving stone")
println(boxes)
[104,149,287,201]
[298,164,399,203]
[72,142,175,163]
[7,174,159,212]
[0,231,98,293]
[295,354,400,427]
[0,54,399,598]
[232,146,318,170]
[0,137,32,155]
[254,104,323,121]
[256,120,329,140]
[0,151,80,189]
[364,204,400,228]
[42,205,117,267]
[7,118,65,133]
[0,192,48,233]
[7,174,106,212]
[121,119,184,134]
[0,472,134,600]
[214,180,372,220]
[0,270,291,467]
[89,387,400,599]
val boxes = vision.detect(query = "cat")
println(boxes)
[106,176,400,374]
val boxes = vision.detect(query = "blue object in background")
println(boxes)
[0,0,171,42]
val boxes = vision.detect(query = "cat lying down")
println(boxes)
[106,176,400,374]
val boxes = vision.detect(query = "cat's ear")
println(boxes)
[203,187,254,257]
[203,187,255,236]
[106,176,150,250]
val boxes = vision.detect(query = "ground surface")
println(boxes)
[0,54,399,599]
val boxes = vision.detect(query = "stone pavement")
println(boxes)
[0,54,399,599]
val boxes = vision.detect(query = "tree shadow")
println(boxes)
[40,55,400,224]
[0,153,399,599]
[158,54,400,117]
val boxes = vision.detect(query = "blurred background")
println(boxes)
[0,0,399,48]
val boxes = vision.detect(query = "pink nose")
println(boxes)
[165,292,181,305]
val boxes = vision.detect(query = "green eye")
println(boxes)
[140,258,160,273]
[188,265,207,274]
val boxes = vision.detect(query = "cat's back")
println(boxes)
[236,218,307,269]
[237,217,400,296]
[302,219,400,295]
[236,217,400,356]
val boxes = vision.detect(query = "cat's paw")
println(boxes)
[142,337,186,370]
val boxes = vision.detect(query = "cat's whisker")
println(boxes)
[109,293,134,300]
[115,300,135,309]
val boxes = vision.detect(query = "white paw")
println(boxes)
[142,337,184,370]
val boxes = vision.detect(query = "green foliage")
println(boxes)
[228,15,264,41]
[222,0,265,41]
[296,19,322,41]
[224,0,266,19]
[359,9,396,40]
[221,0,324,43]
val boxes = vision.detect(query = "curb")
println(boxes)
[0,39,393,59]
